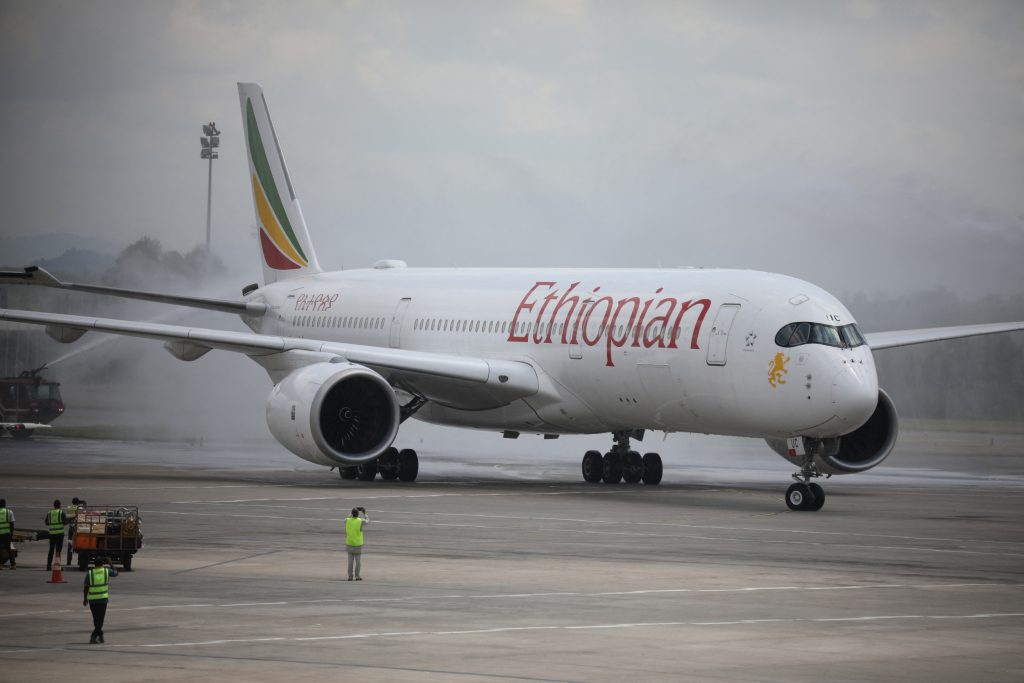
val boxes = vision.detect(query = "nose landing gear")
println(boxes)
[581,430,662,485]
[786,443,827,511]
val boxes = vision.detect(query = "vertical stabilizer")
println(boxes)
[238,82,322,285]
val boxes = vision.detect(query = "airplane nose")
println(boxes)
[831,359,878,429]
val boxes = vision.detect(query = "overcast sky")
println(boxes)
[2,1,1022,299]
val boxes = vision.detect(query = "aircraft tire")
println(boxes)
[602,452,623,484]
[379,447,400,480]
[357,461,378,481]
[785,483,814,511]
[641,453,663,485]
[808,483,825,511]
[582,450,603,483]
[339,466,359,480]
[398,449,419,482]
[622,450,644,483]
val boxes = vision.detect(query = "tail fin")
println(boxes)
[238,82,322,285]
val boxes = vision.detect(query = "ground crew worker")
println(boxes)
[44,499,67,571]
[345,506,369,581]
[65,497,80,566]
[0,499,15,570]
[83,556,117,643]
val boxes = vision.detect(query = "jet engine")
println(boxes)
[266,361,400,467]
[766,389,899,475]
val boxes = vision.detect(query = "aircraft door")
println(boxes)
[389,298,411,348]
[706,304,741,366]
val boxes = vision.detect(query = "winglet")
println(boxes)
[238,82,322,285]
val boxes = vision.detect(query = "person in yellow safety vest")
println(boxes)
[65,497,80,566]
[44,499,67,571]
[345,506,370,581]
[82,556,118,644]
[0,498,15,570]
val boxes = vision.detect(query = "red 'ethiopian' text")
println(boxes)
[508,281,711,367]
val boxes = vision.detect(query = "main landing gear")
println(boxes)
[339,447,419,483]
[581,430,662,485]
[785,445,827,511]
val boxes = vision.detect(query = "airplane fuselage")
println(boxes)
[244,265,879,441]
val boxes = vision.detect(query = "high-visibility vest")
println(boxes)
[0,508,11,535]
[47,509,65,536]
[87,567,110,601]
[66,505,78,522]
[345,516,364,546]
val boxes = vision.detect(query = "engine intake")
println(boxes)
[766,389,899,475]
[266,361,399,466]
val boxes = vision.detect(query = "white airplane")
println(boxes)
[2,83,1022,511]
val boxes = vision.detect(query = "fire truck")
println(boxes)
[0,368,64,438]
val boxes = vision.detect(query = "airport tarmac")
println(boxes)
[2,426,1023,682]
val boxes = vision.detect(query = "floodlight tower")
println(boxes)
[200,122,221,253]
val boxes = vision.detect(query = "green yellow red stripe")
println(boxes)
[252,174,307,267]
[246,98,308,262]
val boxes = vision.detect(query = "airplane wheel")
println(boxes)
[582,450,603,483]
[622,451,643,483]
[398,449,419,482]
[379,447,400,480]
[339,466,358,480]
[357,460,378,481]
[602,452,622,484]
[808,483,825,511]
[785,483,814,511]
[641,453,663,485]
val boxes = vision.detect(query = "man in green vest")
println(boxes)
[345,506,370,581]
[65,497,80,566]
[0,498,15,570]
[44,499,67,571]
[82,556,118,643]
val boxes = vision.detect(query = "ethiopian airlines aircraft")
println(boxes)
[2,83,1022,511]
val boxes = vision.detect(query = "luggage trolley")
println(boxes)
[73,505,143,571]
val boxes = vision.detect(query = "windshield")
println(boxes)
[775,322,867,349]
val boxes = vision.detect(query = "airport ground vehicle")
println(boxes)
[0,368,64,438]
[73,505,142,571]
[0,529,40,566]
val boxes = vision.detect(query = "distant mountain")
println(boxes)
[35,248,116,275]
[0,232,120,269]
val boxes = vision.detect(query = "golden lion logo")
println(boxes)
[768,352,790,388]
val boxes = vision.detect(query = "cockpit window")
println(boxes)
[839,324,866,348]
[775,322,866,349]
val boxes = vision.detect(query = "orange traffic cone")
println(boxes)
[47,557,67,584]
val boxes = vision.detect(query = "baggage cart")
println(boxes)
[73,506,143,571]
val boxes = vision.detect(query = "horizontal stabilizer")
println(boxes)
[0,266,267,316]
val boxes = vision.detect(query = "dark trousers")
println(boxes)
[0,534,12,566]
[89,599,108,641]
[47,534,64,569]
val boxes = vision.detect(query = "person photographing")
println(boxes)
[345,506,369,581]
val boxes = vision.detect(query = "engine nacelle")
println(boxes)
[266,361,400,467]
[766,389,899,475]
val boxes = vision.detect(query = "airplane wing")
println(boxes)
[0,266,267,316]
[0,308,539,406]
[865,321,1024,351]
